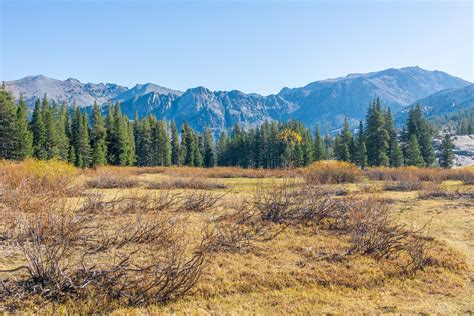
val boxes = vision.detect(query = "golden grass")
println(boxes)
[1,161,473,314]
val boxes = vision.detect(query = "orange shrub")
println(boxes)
[365,166,474,183]
[303,160,364,184]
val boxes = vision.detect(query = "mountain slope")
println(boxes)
[395,84,474,126]
[279,67,470,129]
[113,83,183,102]
[410,84,474,116]
[5,75,127,106]
[4,67,471,133]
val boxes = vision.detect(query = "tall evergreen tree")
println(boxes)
[0,87,18,159]
[390,139,403,167]
[31,98,47,159]
[42,96,60,159]
[216,132,228,166]
[404,104,435,166]
[76,112,92,167]
[406,134,424,166]
[439,134,455,168]
[356,120,367,168]
[90,101,107,166]
[170,121,180,165]
[14,94,33,159]
[203,128,215,168]
[135,117,153,166]
[57,101,70,160]
[366,98,389,166]
[313,125,324,161]
[334,118,352,162]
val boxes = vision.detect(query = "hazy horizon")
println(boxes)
[1,0,473,95]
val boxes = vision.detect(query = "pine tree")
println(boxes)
[406,134,425,166]
[193,132,203,167]
[356,121,367,168]
[105,101,117,164]
[203,128,215,167]
[170,120,180,165]
[126,120,136,165]
[418,121,435,166]
[313,125,324,161]
[77,112,92,168]
[384,108,398,167]
[42,96,60,159]
[390,140,403,167]
[15,94,33,159]
[216,132,228,166]
[161,121,171,166]
[57,101,70,160]
[341,117,352,162]
[135,117,152,166]
[301,129,314,166]
[366,98,389,166]
[439,134,455,168]
[90,101,107,166]
[0,87,18,159]
[404,104,435,166]
[31,98,47,159]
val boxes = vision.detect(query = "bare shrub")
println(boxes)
[207,201,280,253]
[133,166,166,175]
[358,182,383,193]
[404,235,433,273]
[418,186,474,200]
[344,199,411,259]
[178,190,228,213]
[253,182,341,227]
[254,181,302,224]
[365,166,474,183]
[146,177,227,190]
[86,171,141,189]
[383,179,423,191]
[303,161,364,185]
[0,174,214,309]
[364,166,442,182]
[449,167,474,185]
[148,190,184,211]
[161,166,294,179]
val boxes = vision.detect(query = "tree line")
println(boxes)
[0,86,455,169]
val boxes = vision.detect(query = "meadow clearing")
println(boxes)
[0,160,473,314]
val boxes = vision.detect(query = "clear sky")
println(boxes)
[1,0,472,95]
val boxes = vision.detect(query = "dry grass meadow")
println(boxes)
[0,160,473,314]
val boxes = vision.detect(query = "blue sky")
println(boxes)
[1,0,472,95]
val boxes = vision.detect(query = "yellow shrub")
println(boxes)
[303,160,364,184]
[0,159,80,198]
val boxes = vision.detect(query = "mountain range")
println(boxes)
[4,67,472,134]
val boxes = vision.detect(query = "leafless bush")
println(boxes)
[404,235,433,273]
[328,198,434,271]
[86,172,141,189]
[79,190,185,216]
[383,179,423,191]
[0,176,214,309]
[177,190,228,212]
[418,186,474,200]
[253,182,343,227]
[146,177,227,190]
[207,201,282,253]
[345,199,411,259]
[254,182,302,224]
